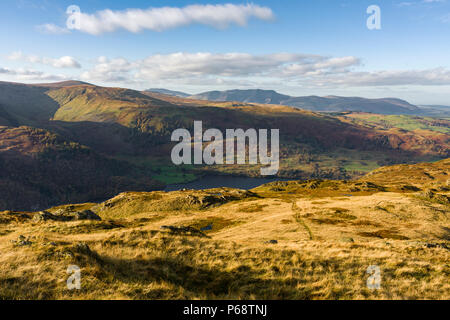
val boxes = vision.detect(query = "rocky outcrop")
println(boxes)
[32,209,101,222]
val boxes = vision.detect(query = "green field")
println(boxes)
[349,114,450,134]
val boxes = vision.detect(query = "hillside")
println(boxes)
[190,89,421,115]
[49,85,449,179]
[0,81,448,210]
[0,126,164,211]
[0,160,448,299]
[0,82,60,126]
[362,158,450,189]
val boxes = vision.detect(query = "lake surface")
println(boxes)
[165,175,286,192]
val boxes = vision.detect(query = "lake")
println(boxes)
[164,175,287,192]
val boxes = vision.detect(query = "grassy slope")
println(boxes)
[342,113,450,134]
[0,161,448,300]
[362,158,450,188]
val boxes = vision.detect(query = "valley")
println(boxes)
[0,80,448,211]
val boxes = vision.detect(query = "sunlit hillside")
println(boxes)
[1,160,448,299]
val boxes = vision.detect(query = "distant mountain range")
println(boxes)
[418,105,450,117]
[146,88,449,116]
[190,89,422,115]
[145,88,191,98]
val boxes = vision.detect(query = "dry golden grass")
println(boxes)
[0,172,449,300]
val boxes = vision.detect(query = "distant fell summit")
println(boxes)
[190,89,420,115]
[145,88,191,98]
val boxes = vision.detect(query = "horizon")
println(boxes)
[0,79,436,105]
[0,0,450,104]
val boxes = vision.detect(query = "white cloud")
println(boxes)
[0,67,67,81]
[7,51,24,61]
[5,51,450,92]
[397,0,447,7]
[80,53,359,83]
[80,57,134,82]
[78,52,450,89]
[49,56,81,68]
[8,51,81,68]
[41,3,274,35]
[397,2,414,7]
[318,68,450,87]
[37,23,71,34]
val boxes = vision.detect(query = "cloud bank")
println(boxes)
[80,53,360,83]
[3,52,450,90]
[78,52,450,88]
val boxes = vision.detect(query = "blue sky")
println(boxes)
[0,0,449,104]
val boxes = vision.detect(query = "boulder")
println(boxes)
[32,211,58,222]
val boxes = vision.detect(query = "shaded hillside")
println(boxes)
[0,126,164,211]
[190,89,420,115]
[0,82,60,126]
[0,105,19,127]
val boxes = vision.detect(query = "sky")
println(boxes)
[0,0,449,104]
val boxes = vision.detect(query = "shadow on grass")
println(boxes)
[71,245,315,300]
